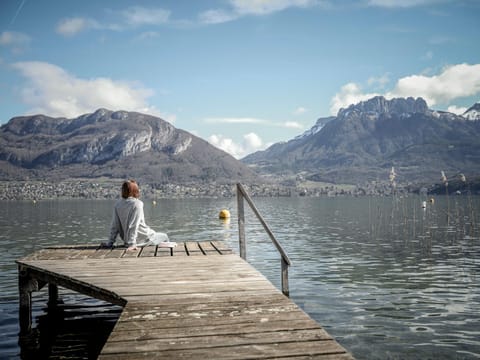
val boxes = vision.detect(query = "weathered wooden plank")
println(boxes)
[99,339,349,359]
[138,245,156,257]
[156,247,173,257]
[185,241,203,255]
[119,301,299,322]
[101,329,339,353]
[88,248,112,259]
[210,240,233,254]
[197,241,222,255]
[121,288,281,305]
[108,317,324,340]
[103,247,126,258]
[122,249,141,258]
[113,310,322,335]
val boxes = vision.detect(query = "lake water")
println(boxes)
[1,195,479,359]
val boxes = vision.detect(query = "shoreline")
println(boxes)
[1,178,477,201]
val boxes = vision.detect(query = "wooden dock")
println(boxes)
[17,242,353,359]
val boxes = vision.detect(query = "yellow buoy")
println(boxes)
[219,209,231,219]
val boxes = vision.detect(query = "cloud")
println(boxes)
[366,0,448,8]
[293,106,308,115]
[331,63,480,114]
[367,74,390,88]
[204,117,269,124]
[199,0,322,24]
[208,132,267,158]
[56,17,100,36]
[330,83,380,115]
[12,61,159,118]
[387,63,480,106]
[0,31,30,53]
[204,116,303,129]
[56,6,170,37]
[121,6,170,26]
[284,121,304,129]
[447,105,467,115]
[231,0,319,15]
[198,9,238,24]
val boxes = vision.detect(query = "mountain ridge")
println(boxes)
[0,109,261,184]
[243,96,480,185]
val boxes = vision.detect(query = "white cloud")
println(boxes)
[330,83,380,115]
[366,0,447,8]
[0,31,30,53]
[331,63,480,114]
[204,117,269,124]
[0,31,30,45]
[56,7,170,37]
[204,116,303,130]
[198,9,238,24]
[244,132,264,149]
[230,0,319,15]
[208,132,267,158]
[447,105,467,115]
[367,74,390,88]
[387,63,480,106]
[284,121,304,129]
[12,61,159,118]
[122,6,170,26]
[199,0,322,24]
[56,17,100,36]
[293,106,308,115]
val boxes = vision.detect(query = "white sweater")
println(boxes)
[108,197,155,247]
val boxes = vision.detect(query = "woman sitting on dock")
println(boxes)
[101,180,172,251]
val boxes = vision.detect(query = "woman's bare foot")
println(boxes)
[127,245,138,251]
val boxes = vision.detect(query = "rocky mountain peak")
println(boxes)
[0,109,261,183]
[243,96,480,185]
[463,103,480,120]
[338,96,429,118]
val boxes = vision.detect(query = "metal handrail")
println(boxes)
[236,183,292,297]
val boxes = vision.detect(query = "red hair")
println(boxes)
[121,180,140,199]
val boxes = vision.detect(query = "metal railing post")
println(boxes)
[236,183,292,297]
[281,258,289,297]
[237,184,246,260]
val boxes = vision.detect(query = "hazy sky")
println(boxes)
[1,0,479,158]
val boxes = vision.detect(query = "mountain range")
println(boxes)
[1,97,479,187]
[242,97,480,185]
[0,109,260,184]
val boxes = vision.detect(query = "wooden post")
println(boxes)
[237,184,246,260]
[47,283,59,308]
[281,258,290,297]
[18,266,38,334]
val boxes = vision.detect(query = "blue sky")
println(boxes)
[1,0,479,158]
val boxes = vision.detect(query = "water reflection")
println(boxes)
[0,196,479,359]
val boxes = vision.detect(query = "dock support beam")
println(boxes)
[18,266,39,334]
[48,283,59,308]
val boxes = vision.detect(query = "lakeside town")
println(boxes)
[1,178,469,201]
